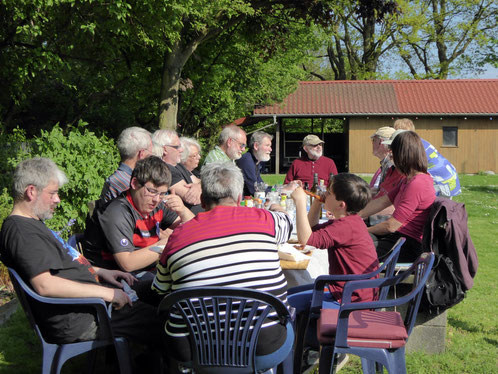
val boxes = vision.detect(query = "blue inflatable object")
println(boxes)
[422,139,461,197]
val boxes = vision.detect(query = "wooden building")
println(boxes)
[251,79,498,174]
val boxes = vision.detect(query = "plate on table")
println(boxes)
[292,244,313,254]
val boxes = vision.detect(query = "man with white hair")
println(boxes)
[152,129,203,214]
[284,134,338,187]
[152,162,293,363]
[203,125,247,165]
[236,130,273,196]
[0,158,161,347]
[99,126,153,207]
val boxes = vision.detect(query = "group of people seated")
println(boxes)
[0,117,459,372]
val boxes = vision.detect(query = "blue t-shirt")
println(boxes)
[422,139,461,197]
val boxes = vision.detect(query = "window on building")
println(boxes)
[442,127,458,147]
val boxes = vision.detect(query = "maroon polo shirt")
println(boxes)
[284,155,338,186]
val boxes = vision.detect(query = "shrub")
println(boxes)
[2,122,119,238]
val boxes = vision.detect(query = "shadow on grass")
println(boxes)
[447,315,498,336]
[462,185,498,193]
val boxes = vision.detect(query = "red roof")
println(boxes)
[253,80,498,116]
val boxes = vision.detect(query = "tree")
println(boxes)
[393,0,498,79]
[326,0,400,80]
[0,0,334,133]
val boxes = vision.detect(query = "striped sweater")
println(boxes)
[152,205,292,356]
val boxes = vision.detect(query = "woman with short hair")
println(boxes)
[180,137,202,179]
[360,130,435,262]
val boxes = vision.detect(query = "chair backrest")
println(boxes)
[8,268,44,340]
[378,237,405,300]
[8,267,114,342]
[341,252,435,334]
[158,287,292,374]
[311,237,405,313]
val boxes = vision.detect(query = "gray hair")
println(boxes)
[218,125,244,146]
[152,129,178,147]
[200,162,243,205]
[249,131,273,150]
[12,158,68,201]
[180,137,202,163]
[151,142,165,158]
[117,127,152,160]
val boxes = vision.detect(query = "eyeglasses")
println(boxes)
[188,153,200,159]
[165,144,181,150]
[143,184,169,198]
[230,138,246,149]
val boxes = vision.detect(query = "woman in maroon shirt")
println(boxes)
[360,131,435,262]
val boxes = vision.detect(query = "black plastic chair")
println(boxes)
[316,252,435,374]
[291,237,405,373]
[8,268,132,374]
[158,287,295,374]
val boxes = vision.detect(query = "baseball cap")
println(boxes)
[371,126,395,140]
[382,129,408,145]
[303,134,324,146]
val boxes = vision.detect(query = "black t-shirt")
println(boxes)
[0,216,99,343]
[167,163,204,214]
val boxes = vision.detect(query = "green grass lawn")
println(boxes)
[0,174,496,373]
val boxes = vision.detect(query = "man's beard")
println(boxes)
[227,147,242,160]
[255,149,270,162]
[33,200,54,221]
[307,148,322,160]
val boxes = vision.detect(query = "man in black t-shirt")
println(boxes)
[0,157,161,345]
[83,156,195,273]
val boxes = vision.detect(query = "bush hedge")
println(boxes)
[0,122,119,238]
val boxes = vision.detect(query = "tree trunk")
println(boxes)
[158,43,185,130]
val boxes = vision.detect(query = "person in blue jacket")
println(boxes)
[394,118,461,197]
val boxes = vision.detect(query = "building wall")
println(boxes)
[349,117,498,174]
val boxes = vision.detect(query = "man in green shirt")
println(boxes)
[203,125,247,165]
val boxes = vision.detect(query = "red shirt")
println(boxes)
[306,215,379,303]
[374,166,404,199]
[284,155,338,186]
[388,173,435,242]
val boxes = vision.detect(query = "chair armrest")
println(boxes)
[310,269,383,314]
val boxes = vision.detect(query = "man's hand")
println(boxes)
[112,289,132,310]
[96,268,137,288]
[291,187,306,204]
[183,183,201,205]
[281,180,302,194]
[159,228,173,240]
[163,190,188,214]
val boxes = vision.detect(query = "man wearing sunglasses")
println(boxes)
[152,129,203,214]
[83,156,194,275]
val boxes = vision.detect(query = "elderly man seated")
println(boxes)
[153,130,203,214]
[0,158,162,350]
[368,126,404,226]
[152,162,294,363]
[83,156,194,273]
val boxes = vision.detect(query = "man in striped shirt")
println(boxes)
[152,162,293,361]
